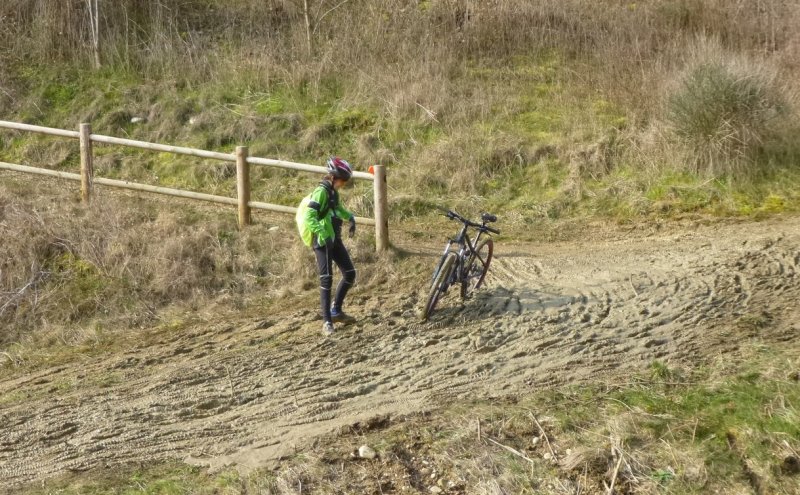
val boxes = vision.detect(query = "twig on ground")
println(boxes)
[415,102,440,123]
[727,432,766,495]
[314,0,351,33]
[486,436,536,464]
[530,412,558,461]
[629,276,639,297]
[619,448,640,485]
[0,351,19,366]
[783,440,800,458]
[605,378,698,389]
[607,447,624,495]
[610,437,642,486]
[660,437,680,467]
[0,268,43,317]
[224,364,237,404]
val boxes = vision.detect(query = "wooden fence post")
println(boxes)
[372,164,389,251]
[236,146,251,228]
[79,123,93,204]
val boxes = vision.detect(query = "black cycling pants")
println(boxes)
[313,238,356,323]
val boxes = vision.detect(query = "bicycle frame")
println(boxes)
[422,209,498,321]
[432,218,490,290]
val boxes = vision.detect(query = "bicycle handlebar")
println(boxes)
[443,209,500,235]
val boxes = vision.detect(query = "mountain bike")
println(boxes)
[421,209,500,321]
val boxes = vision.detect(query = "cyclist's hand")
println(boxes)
[348,217,356,238]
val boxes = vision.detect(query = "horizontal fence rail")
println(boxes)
[91,133,238,162]
[0,120,81,138]
[0,120,388,250]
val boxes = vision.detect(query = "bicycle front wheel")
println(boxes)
[421,252,457,321]
[429,253,450,290]
[461,239,493,299]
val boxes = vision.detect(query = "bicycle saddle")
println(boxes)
[481,213,497,223]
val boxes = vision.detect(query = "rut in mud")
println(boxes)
[1,216,798,488]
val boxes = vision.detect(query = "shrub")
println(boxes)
[667,60,787,177]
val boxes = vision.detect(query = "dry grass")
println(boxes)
[0,171,419,360]
[3,1,798,115]
[0,175,302,346]
[3,1,799,211]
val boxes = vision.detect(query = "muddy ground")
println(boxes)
[1,215,798,489]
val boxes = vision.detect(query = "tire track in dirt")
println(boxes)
[1,217,799,487]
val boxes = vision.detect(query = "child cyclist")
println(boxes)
[296,157,358,336]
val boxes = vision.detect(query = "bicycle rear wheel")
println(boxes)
[421,253,457,321]
[461,239,493,298]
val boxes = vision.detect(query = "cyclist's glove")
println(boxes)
[348,217,356,238]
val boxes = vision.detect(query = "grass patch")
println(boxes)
[20,462,217,495]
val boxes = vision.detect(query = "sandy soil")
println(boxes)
[1,215,798,488]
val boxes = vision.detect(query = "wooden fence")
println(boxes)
[0,120,389,251]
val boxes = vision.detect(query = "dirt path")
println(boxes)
[1,216,798,488]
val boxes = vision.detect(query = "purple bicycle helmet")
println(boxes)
[326,156,353,180]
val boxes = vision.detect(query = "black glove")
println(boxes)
[348,217,356,238]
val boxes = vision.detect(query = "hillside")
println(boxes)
[2,1,800,493]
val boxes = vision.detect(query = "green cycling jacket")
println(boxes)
[295,181,353,248]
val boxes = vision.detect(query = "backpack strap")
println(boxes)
[308,181,335,219]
